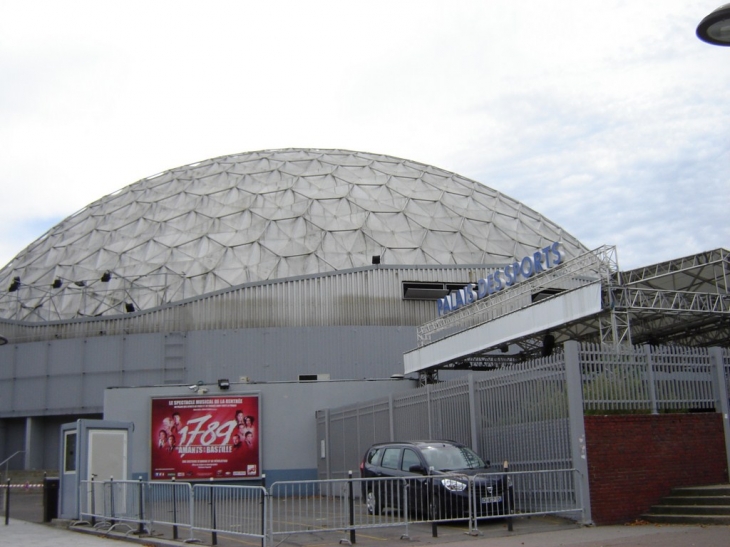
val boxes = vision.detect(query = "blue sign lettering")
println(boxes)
[437,242,563,316]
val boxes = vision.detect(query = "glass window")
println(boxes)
[367,447,382,465]
[64,431,77,473]
[381,448,400,470]
[420,444,486,471]
[401,449,420,471]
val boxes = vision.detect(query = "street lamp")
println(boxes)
[697,4,730,46]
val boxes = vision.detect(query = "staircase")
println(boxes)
[643,484,730,525]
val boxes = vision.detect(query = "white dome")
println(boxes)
[0,149,586,321]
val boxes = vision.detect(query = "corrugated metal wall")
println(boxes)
[0,264,492,344]
[186,326,416,382]
[0,326,419,418]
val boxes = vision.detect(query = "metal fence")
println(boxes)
[580,344,726,413]
[318,342,730,526]
[79,479,196,539]
[318,354,573,479]
[76,468,582,545]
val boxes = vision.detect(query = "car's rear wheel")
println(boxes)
[366,489,381,515]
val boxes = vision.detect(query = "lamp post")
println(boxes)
[697,4,730,45]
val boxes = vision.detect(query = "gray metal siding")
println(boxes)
[185,326,417,383]
[0,326,418,417]
[1,265,493,344]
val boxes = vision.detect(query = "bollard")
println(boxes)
[109,477,116,526]
[4,478,9,525]
[260,474,267,547]
[429,467,437,538]
[209,482,217,546]
[503,461,513,532]
[90,477,96,527]
[136,477,145,535]
[347,470,356,545]
[171,477,179,540]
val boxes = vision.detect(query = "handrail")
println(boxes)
[1,451,25,481]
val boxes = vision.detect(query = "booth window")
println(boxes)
[64,431,77,473]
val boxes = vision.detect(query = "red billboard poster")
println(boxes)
[151,394,260,480]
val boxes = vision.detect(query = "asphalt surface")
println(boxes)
[3,490,729,547]
[2,515,729,547]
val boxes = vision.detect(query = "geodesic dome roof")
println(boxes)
[0,148,587,322]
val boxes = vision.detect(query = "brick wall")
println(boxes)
[584,413,728,525]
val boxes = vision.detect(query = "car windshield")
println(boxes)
[419,443,486,471]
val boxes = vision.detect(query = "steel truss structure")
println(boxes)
[417,247,730,378]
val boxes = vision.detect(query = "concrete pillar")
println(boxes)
[24,417,45,470]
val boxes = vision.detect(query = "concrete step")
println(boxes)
[648,504,730,516]
[643,483,730,525]
[668,485,730,497]
[660,495,730,506]
[641,513,730,525]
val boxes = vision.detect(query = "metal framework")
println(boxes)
[417,246,619,345]
[415,247,730,381]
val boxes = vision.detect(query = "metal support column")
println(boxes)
[564,341,592,524]
[709,347,730,478]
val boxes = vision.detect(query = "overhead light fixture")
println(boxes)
[217,379,230,390]
[101,271,112,282]
[74,281,86,287]
[189,380,204,393]
[697,3,730,46]
[51,279,63,289]
[8,277,20,292]
[125,303,136,313]
[372,255,381,265]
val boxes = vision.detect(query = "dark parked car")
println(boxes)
[359,440,512,519]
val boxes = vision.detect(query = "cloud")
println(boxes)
[0,0,728,271]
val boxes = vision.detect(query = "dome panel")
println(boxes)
[319,231,379,269]
[307,198,369,232]
[347,185,407,213]
[259,217,323,258]
[0,148,587,320]
[332,165,390,186]
[252,190,310,221]
[292,175,349,200]
[365,213,426,249]
[404,200,463,232]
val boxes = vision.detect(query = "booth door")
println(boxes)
[86,429,128,516]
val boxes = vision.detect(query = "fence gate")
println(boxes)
[317,351,583,521]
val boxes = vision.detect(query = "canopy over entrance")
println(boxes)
[405,247,730,381]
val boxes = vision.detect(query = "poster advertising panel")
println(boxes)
[151,394,260,480]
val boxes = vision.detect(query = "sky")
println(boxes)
[1,0,728,271]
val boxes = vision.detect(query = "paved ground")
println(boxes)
[2,516,729,547]
[3,490,729,547]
